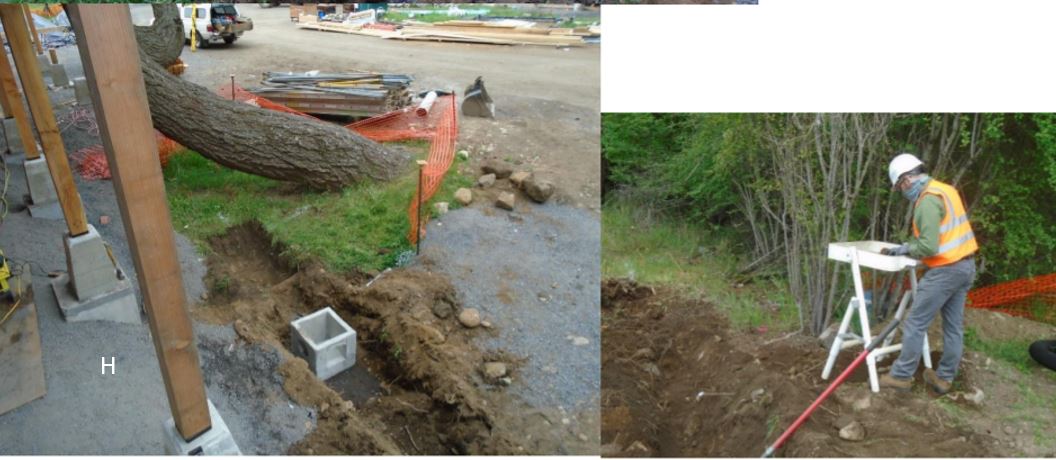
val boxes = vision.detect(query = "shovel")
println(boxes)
[761,317,901,458]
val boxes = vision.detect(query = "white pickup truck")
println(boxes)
[179,3,254,47]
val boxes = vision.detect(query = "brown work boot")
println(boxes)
[880,373,913,392]
[923,368,952,395]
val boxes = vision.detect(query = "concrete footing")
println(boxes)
[36,53,49,70]
[163,399,242,455]
[3,118,21,155]
[72,77,91,105]
[50,225,139,324]
[48,64,70,88]
[24,157,58,206]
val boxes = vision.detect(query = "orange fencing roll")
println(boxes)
[967,273,1056,323]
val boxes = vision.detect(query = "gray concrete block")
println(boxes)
[72,77,91,106]
[48,63,70,88]
[163,399,242,455]
[63,225,121,301]
[290,307,356,380]
[26,200,64,220]
[36,53,49,70]
[2,117,21,155]
[51,273,139,324]
[23,156,58,206]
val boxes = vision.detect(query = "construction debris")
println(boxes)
[247,71,414,117]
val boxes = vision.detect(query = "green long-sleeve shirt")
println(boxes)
[908,191,945,259]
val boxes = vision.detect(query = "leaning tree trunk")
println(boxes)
[128,4,407,190]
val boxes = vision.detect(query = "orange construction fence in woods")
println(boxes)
[966,273,1056,323]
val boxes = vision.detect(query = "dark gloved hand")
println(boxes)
[880,244,910,256]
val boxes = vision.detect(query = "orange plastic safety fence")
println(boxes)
[72,131,184,181]
[967,273,1056,323]
[218,83,459,245]
[402,95,458,244]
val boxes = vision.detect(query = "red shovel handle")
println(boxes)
[761,318,901,458]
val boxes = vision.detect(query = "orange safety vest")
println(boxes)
[912,179,978,267]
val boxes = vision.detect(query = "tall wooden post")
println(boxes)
[22,5,43,56]
[0,53,41,159]
[66,4,213,441]
[0,5,88,236]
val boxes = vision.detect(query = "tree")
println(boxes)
[127,4,407,190]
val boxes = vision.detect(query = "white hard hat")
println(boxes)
[888,153,924,187]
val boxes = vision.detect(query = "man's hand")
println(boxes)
[880,244,910,256]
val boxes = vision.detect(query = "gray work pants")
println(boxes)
[890,256,976,381]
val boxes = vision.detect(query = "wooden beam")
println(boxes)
[0,52,41,159]
[66,4,213,441]
[22,5,42,56]
[0,5,88,236]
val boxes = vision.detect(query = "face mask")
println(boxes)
[902,175,930,202]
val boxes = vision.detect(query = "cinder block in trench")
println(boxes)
[290,306,357,380]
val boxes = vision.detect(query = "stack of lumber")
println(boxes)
[295,18,590,47]
[397,20,587,46]
[249,71,414,117]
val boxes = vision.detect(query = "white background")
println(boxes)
[601,0,1056,112]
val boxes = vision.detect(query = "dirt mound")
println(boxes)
[601,278,998,457]
[193,221,534,454]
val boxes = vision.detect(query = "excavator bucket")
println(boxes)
[461,76,495,118]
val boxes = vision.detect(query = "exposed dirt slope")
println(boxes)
[601,279,1001,457]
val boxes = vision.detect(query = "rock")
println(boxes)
[852,395,872,411]
[343,401,355,411]
[1003,425,1015,435]
[523,177,555,203]
[838,420,866,442]
[481,160,513,178]
[432,300,454,319]
[458,308,482,328]
[99,215,111,225]
[480,320,493,328]
[496,192,516,210]
[454,187,473,205]
[570,336,589,346]
[433,201,449,215]
[416,324,446,343]
[626,441,651,454]
[966,388,985,405]
[631,348,655,360]
[499,377,512,386]
[477,173,496,188]
[510,171,532,187]
[483,362,507,379]
[457,149,469,160]
[818,322,840,349]
[750,388,766,403]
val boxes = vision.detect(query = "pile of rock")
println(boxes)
[455,159,557,212]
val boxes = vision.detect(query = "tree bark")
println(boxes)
[129,4,407,190]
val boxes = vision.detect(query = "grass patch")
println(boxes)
[164,146,470,273]
[602,198,800,332]
[963,326,1040,374]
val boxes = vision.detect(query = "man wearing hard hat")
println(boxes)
[878,153,978,395]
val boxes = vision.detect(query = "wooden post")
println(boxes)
[66,4,213,442]
[0,5,87,236]
[21,5,42,56]
[48,48,58,65]
[0,53,41,160]
[0,5,87,237]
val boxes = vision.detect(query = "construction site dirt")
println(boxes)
[601,279,1056,457]
[194,221,594,454]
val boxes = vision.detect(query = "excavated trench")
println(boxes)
[601,278,998,458]
[193,221,529,454]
